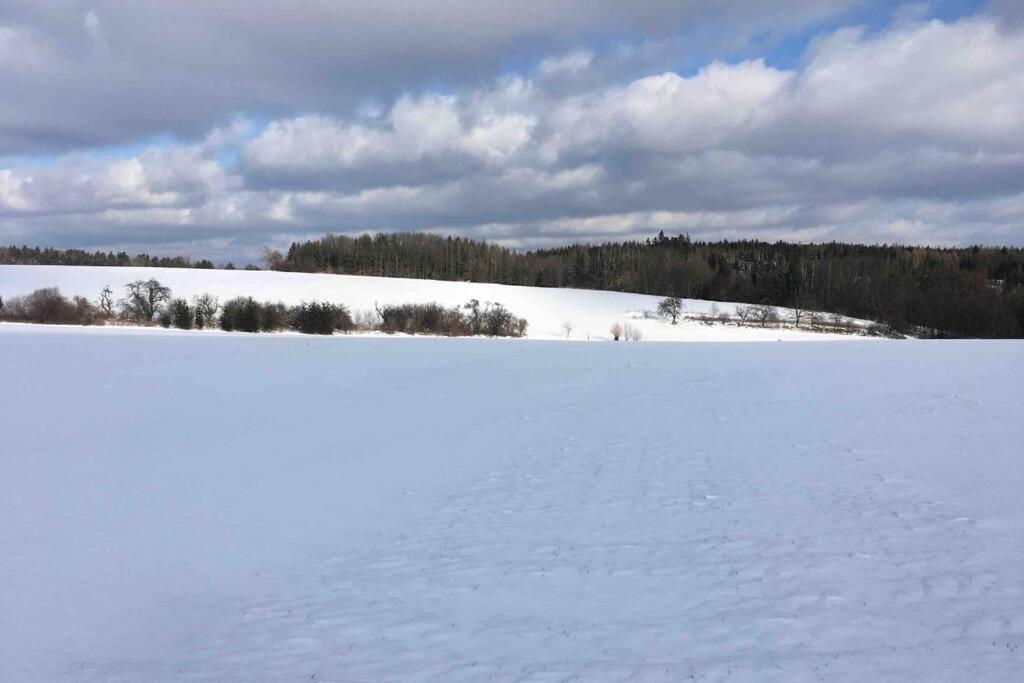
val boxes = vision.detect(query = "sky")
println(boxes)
[1,0,1022,262]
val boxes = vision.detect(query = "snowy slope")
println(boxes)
[1,326,1022,680]
[0,265,869,341]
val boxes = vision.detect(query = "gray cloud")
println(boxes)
[990,0,1024,27]
[0,0,859,155]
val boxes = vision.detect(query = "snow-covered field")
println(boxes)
[0,265,868,341]
[1,325,1022,681]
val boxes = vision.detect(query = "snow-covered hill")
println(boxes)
[0,265,870,341]
[1,327,1022,680]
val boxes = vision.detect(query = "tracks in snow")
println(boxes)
[176,406,1024,681]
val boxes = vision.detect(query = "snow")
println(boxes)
[0,265,869,341]
[1,325,1022,681]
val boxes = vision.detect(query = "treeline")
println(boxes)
[0,245,259,271]
[279,232,1024,338]
[0,281,527,338]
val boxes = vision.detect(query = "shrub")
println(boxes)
[353,309,379,331]
[329,303,355,333]
[481,302,527,337]
[378,302,465,335]
[222,296,301,331]
[72,296,98,325]
[291,301,353,335]
[462,299,527,337]
[867,322,900,338]
[610,322,623,341]
[1,288,99,325]
[258,302,289,332]
[4,287,76,324]
[220,297,262,332]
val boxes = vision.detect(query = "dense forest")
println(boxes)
[0,246,222,270]
[280,232,1024,338]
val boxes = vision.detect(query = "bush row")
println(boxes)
[212,298,354,334]
[1,283,529,338]
[376,299,527,337]
[0,288,100,325]
[656,297,899,337]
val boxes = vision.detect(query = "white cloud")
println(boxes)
[537,50,593,78]
[543,59,792,159]
[0,169,32,211]
[0,144,235,215]
[786,17,1024,151]
[243,93,538,183]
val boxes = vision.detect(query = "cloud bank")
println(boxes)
[1,4,1022,260]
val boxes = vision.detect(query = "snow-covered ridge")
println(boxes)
[0,265,873,341]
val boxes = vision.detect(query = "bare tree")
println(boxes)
[657,296,684,324]
[790,304,805,328]
[623,323,643,342]
[353,309,379,331]
[735,304,754,325]
[790,296,817,328]
[120,279,171,322]
[191,293,219,329]
[610,322,623,341]
[561,321,574,338]
[99,286,114,318]
[262,247,285,271]
[463,298,483,333]
[750,304,780,327]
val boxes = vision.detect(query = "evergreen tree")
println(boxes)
[168,299,194,329]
